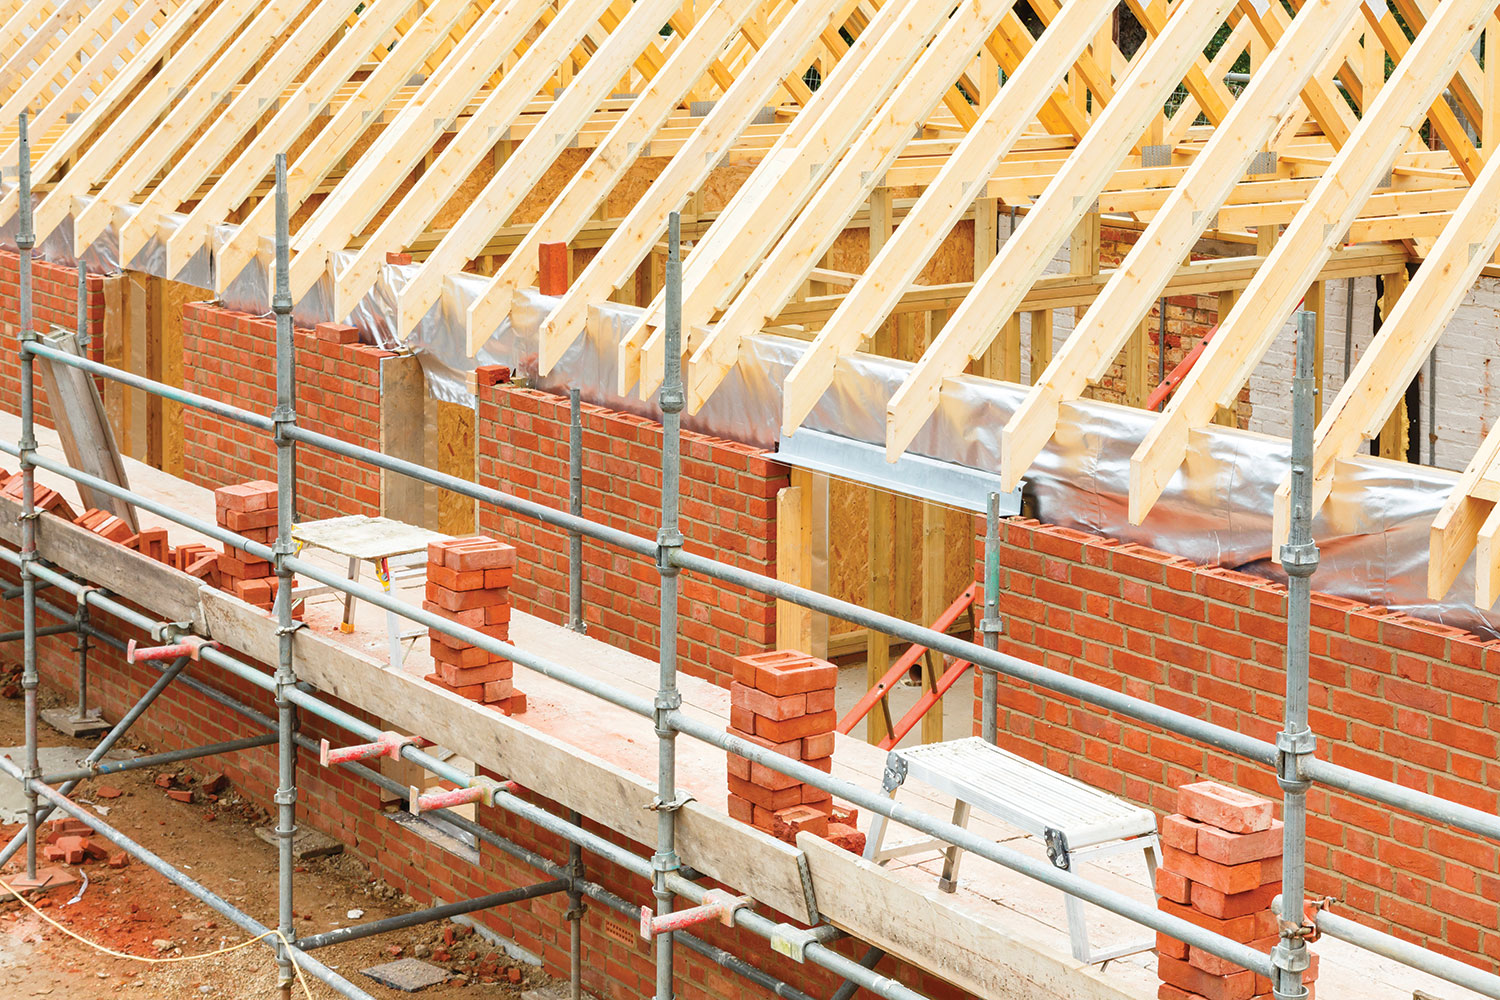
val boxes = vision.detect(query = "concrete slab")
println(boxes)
[0,746,106,823]
[39,707,109,739]
[252,825,343,860]
[361,958,451,992]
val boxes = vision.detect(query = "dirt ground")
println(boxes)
[0,676,564,1000]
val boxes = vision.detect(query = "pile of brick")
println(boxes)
[213,480,280,610]
[424,535,526,715]
[726,650,861,852]
[41,817,127,868]
[1157,780,1317,1000]
[1,472,76,521]
[73,509,220,584]
[73,508,134,543]
[170,542,220,585]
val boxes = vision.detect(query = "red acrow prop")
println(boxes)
[639,889,747,941]
[319,731,415,767]
[126,637,217,663]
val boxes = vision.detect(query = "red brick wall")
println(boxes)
[181,303,390,521]
[984,517,1500,971]
[475,386,786,687]
[0,250,106,429]
[0,562,964,1000]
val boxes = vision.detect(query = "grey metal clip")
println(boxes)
[647,792,694,813]
[1044,827,1071,871]
[879,752,907,793]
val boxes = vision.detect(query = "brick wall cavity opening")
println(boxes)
[0,565,968,1000]
[982,517,1500,973]
[476,385,787,687]
[181,303,391,521]
[0,250,106,429]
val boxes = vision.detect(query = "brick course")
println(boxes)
[181,302,390,521]
[984,517,1500,972]
[0,250,106,429]
[476,385,787,687]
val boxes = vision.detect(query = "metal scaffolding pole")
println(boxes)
[16,109,40,884]
[2,761,377,1000]
[40,733,279,784]
[566,809,585,1000]
[271,153,300,1000]
[568,387,585,632]
[32,326,1500,843]
[72,591,93,727]
[295,880,569,951]
[11,266,1500,1000]
[1271,311,1319,1000]
[652,210,686,1000]
[979,492,1001,745]
[0,653,191,869]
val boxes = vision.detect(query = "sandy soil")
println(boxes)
[0,676,563,1000]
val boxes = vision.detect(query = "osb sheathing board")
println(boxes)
[146,275,201,478]
[826,219,979,644]
[436,398,476,535]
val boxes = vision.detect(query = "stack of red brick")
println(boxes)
[1,471,75,520]
[213,480,280,610]
[1157,781,1317,1000]
[424,535,526,715]
[726,650,861,851]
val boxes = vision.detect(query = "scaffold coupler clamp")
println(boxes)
[1278,535,1320,580]
[75,584,102,616]
[979,614,1005,638]
[1275,727,1316,795]
[655,525,683,577]
[274,782,298,820]
[1269,935,1312,1000]
[652,686,682,743]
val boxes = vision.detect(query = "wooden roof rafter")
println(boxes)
[619,0,970,397]
[119,0,450,267]
[70,0,352,255]
[282,0,556,301]
[331,0,680,322]
[859,0,1247,459]
[209,0,486,290]
[997,0,1371,496]
[463,0,858,359]
[1125,0,1494,527]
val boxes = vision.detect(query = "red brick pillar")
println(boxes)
[214,481,279,609]
[424,535,526,715]
[725,650,863,850]
[1157,781,1317,1000]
